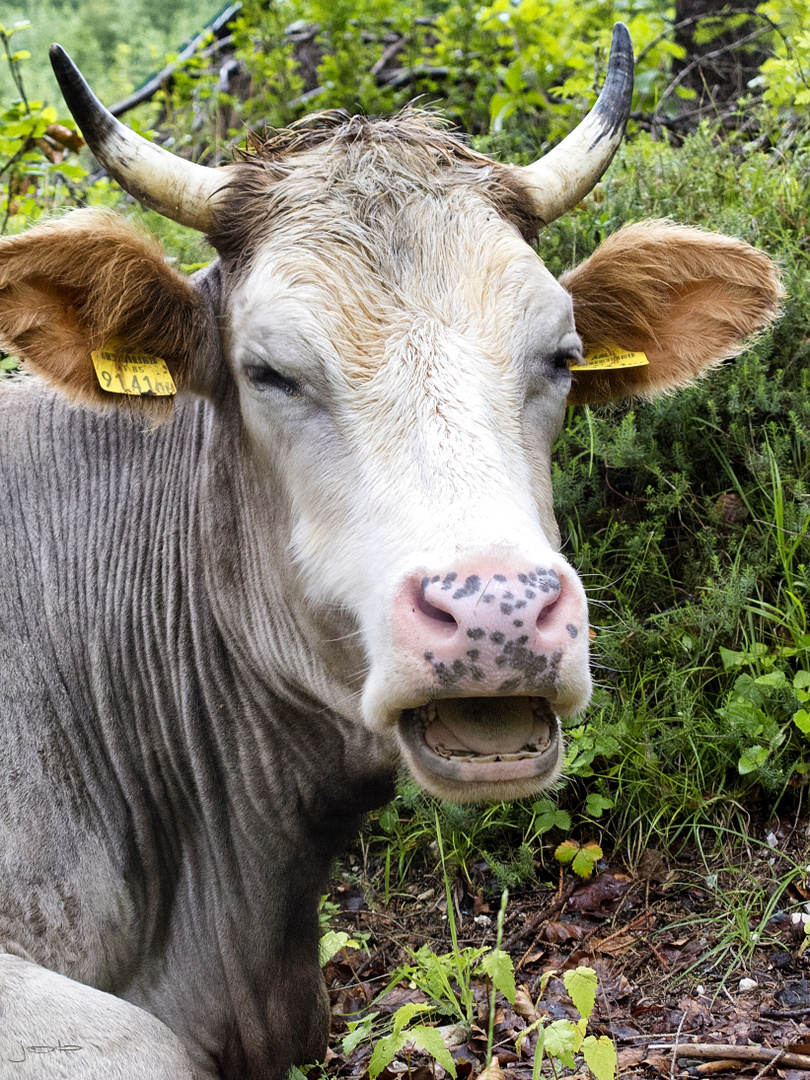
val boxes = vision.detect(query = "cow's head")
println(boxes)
[0,30,782,801]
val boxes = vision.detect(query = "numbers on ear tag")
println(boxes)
[577,344,649,371]
[91,342,177,396]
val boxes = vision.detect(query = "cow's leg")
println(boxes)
[0,953,206,1079]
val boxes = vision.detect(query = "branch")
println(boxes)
[653,23,772,115]
[108,0,243,116]
[648,1042,810,1071]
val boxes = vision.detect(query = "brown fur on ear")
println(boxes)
[560,220,784,405]
[0,208,218,415]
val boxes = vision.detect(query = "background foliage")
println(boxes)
[1,0,809,872]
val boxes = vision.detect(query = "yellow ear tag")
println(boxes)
[578,344,649,371]
[91,342,177,396]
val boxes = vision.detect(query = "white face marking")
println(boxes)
[221,142,591,744]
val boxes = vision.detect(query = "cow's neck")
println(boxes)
[113,397,391,1074]
[1,385,391,1079]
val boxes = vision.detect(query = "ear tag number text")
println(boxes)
[91,343,177,396]
[578,344,649,371]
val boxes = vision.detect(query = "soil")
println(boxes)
[322,813,810,1079]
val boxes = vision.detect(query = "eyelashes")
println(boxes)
[548,350,579,372]
[244,364,300,397]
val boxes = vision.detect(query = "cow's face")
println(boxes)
[220,137,590,800]
[1,37,782,802]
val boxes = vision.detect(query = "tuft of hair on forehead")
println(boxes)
[208,109,540,267]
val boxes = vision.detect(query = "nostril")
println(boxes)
[415,591,458,627]
[535,576,564,628]
[535,595,560,626]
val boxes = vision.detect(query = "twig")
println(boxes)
[753,1048,785,1079]
[670,1012,686,1080]
[653,24,771,114]
[108,1,243,116]
[761,1005,810,1019]
[650,1043,810,1071]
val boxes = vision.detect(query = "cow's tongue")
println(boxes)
[425,698,537,756]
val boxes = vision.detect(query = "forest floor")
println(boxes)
[322,808,810,1080]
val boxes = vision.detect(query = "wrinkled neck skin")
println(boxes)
[198,385,394,778]
[196,261,389,764]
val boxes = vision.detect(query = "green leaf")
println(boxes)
[585,793,613,818]
[719,646,747,670]
[564,966,597,1021]
[795,670,810,690]
[543,1019,581,1068]
[531,1026,545,1080]
[554,840,578,864]
[376,804,399,833]
[504,58,525,92]
[738,744,768,774]
[755,670,788,687]
[533,800,572,833]
[583,1035,617,1080]
[342,1012,378,1055]
[369,1032,407,1080]
[409,1026,458,1077]
[53,164,88,180]
[319,930,360,965]
[392,1002,431,1036]
[479,949,516,1004]
[794,709,810,734]
[572,843,602,878]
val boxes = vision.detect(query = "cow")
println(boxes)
[0,25,781,1080]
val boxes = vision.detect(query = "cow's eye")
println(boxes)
[547,350,577,374]
[245,364,300,397]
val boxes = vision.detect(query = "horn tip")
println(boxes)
[611,22,632,48]
[49,43,71,73]
[608,22,634,70]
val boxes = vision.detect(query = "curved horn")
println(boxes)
[519,23,634,226]
[50,44,225,232]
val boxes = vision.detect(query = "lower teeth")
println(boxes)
[418,699,552,761]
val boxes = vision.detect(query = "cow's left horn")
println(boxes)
[50,44,225,233]
[518,23,634,226]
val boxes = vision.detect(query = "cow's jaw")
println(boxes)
[398,696,561,802]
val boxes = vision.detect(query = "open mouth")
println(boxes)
[397,696,560,783]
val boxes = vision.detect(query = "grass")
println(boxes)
[353,120,810,874]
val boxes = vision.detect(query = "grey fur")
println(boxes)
[0,368,394,1079]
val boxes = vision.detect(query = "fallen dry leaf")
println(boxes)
[475,1058,505,1080]
[513,988,537,1022]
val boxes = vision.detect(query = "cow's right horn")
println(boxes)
[50,44,225,233]
[518,23,634,227]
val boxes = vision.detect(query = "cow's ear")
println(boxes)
[560,220,783,405]
[0,208,220,415]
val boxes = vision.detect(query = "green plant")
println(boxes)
[369,891,515,1075]
[517,967,617,1080]
[368,1002,457,1080]
[554,839,603,879]
[384,822,515,1029]
[0,20,86,232]
[754,0,810,109]
[716,640,810,784]
[318,894,370,964]
[659,858,807,994]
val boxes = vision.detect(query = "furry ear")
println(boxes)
[560,220,783,405]
[0,208,221,416]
